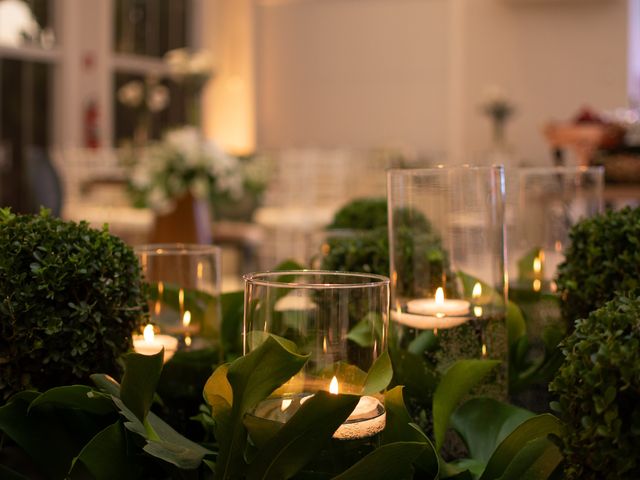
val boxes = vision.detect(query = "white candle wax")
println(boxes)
[406,287,470,317]
[391,310,470,330]
[132,325,178,363]
[334,395,386,440]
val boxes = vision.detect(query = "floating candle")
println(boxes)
[132,324,178,363]
[406,287,470,317]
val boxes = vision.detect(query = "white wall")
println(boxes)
[246,0,629,165]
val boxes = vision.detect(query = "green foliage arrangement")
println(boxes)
[555,206,640,325]
[320,198,454,297]
[549,295,640,480]
[0,209,147,400]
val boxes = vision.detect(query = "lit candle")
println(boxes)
[533,254,542,292]
[132,324,178,363]
[328,376,386,440]
[393,287,471,330]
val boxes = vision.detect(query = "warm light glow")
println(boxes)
[158,281,164,296]
[179,288,184,310]
[143,324,155,343]
[281,398,292,411]
[533,257,542,274]
[329,376,339,395]
[533,279,542,292]
[550,281,557,293]
[472,282,482,299]
[323,336,327,353]
[435,287,445,304]
[154,301,161,315]
[482,344,487,357]
[197,262,204,280]
[474,306,483,317]
[555,241,562,253]
[183,310,191,327]
[185,335,192,347]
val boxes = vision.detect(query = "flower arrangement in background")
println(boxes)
[480,85,516,145]
[117,75,170,144]
[164,48,214,126]
[128,126,244,214]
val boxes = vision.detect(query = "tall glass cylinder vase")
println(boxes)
[135,244,222,357]
[243,271,389,442]
[387,166,507,399]
[506,166,603,409]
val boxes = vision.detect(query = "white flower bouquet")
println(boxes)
[128,126,245,214]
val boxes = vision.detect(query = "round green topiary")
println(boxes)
[0,209,147,401]
[549,295,640,480]
[556,207,640,325]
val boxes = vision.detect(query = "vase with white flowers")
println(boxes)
[129,126,245,243]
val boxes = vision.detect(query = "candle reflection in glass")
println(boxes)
[244,271,389,440]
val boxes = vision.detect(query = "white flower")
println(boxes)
[118,81,144,108]
[190,176,210,199]
[147,187,174,214]
[146,85,170,112]
[165,126,201,163]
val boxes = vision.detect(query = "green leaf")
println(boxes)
[506,301,526,346]
[331,442,428,480]
[407,330,438,355]
[0,392,87,479]
[433,359,500,450]
[207,334,310,480]
[0,464,30,480]
[243,414,284,449]
[28,385,115,416]
[246,391,360,480]
[69,422,139,480]
[221,290,245,357]
[451,397,534,466]
[347,318,376,348]
[120,349,164,421]
[479,414,562,480]
[362,351,392,395]
[381,386,438,477]
[90,373,121,397]
[494,436,563,480]
[388,347,438,399]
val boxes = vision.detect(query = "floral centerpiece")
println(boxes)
[128,126,245,215]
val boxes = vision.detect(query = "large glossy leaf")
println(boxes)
[246,391,359,480]
[495,436,563,480]
[90,373,121,397]
[388,347,438,400]
[479,414,562,480]
[432,359,500,450]
[381,386,438,478]
[362,351,392,395]
[331,442,428,480]
[28,385,115,416]
[120,349,164,422]
[205,334,310,480]
[450,397,534,465]
[69,422,139,480]
[243,415,283,449]
[0,392,88,479]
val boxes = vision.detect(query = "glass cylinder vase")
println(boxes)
[134,243,222,359]
[243,270,389,441]
[505,166,603,409]
[387,166,507,398]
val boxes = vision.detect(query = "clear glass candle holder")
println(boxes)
[135,244,222,356]
[243,270,389,440]
[387,166,507,397]
[505,166,603,409]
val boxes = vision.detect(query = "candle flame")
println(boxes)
[185,335,192,347]
[154,300,161,315]
[158,281,164,296]
[533,279,541,292]
[555,241,562,253]
[550,281,557,293]
[474,306,483,317]
[435,287,444,304]
[281,398,292,411]
[533,257,542,274]
[323,336,327,353]
[482,344,487,357]
[472,282,482,299]
[183,310,191,327]
[329,376,339,395]
[197,262,204,280]
[179,288,184,310]
[143,324,155,343]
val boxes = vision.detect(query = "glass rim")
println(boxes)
[134,243,221,256]
[387,164,504,176]
[509,165,604,175]
[243,270,390,289]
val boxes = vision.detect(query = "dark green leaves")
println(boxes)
[120,349,164,421]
